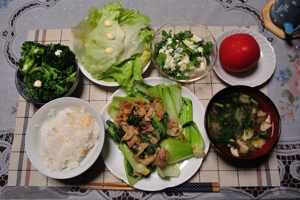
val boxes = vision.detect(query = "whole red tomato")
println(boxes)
[219,33,260,72]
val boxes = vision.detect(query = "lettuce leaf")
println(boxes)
[112,57,143,94]
[119,8,151,25]
[71,0,153,95]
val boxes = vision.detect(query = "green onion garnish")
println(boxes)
[251,135,260,140]
[260,131,268,136]
[241,94,250,99]
[235,107,240,120]
[250,98,258,105]
[207,115,211,129]
[214,103,224,108]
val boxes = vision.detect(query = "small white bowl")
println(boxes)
[25,97,105,179]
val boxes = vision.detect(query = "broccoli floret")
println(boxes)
[18,41,45,74]
[64,71,77,83]
[42,43,76,71]
[17,41,77,101]
[40,62,61,79]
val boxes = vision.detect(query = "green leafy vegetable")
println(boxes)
[182,121,206,158]
[71,0,153,95]
[151,114,168,140]
[124,157,141,186]
[179,97,193,141]
[105,120,125,143]
[119,143,150,176]
[157,163,180,179]
[159,138,194,164]
[18,41,77,101]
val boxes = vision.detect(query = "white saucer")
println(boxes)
[214,28,276,87]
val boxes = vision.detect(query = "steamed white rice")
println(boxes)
[39,106,100,171]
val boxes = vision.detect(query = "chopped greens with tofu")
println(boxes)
[105,82,206,186]
[207,93,272,158]
[154,30,214,80]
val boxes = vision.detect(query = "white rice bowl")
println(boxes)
[25,97,105,179]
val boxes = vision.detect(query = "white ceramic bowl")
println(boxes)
[25,97,105,179]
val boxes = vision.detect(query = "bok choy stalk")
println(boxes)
[105,120,125,143]
[146,84,160,98]
[182,121,206,158]
[158,84,179,122]
[151,114,168,140]
[167,84,182,116]
[156,83,182,136]
[138,83,182,130]
[135,82,152,95]
[179,97,193,141]
[119,143,150,176]
[159,138,194,164]
[124,157,141,186]
[156,163,180,179]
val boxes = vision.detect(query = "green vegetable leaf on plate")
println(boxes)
[71,0,153,95]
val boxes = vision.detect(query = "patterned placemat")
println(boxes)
[7,26,280,188]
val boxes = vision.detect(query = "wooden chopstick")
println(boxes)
[82,182,136,191]
[81,182,219,192]
[82,182,135,191]
[212,182,219,192]
[82,186,136,191]
[87,182,129,187]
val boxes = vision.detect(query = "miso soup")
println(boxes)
[207,93,272,157]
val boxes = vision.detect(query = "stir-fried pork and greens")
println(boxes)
[105,82,205,186]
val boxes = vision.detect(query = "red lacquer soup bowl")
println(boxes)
[204,85,281,160]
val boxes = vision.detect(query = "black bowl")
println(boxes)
[204,85,281,160]
[15,62,80,106]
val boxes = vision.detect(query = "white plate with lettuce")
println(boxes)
[77,60,151,87]
[71,0,153,93]
[100,77,210,191]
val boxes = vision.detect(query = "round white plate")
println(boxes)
[214,28,276,87]
[25,97,105,179]
[100,77,210,191]
[78,60,151,86]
